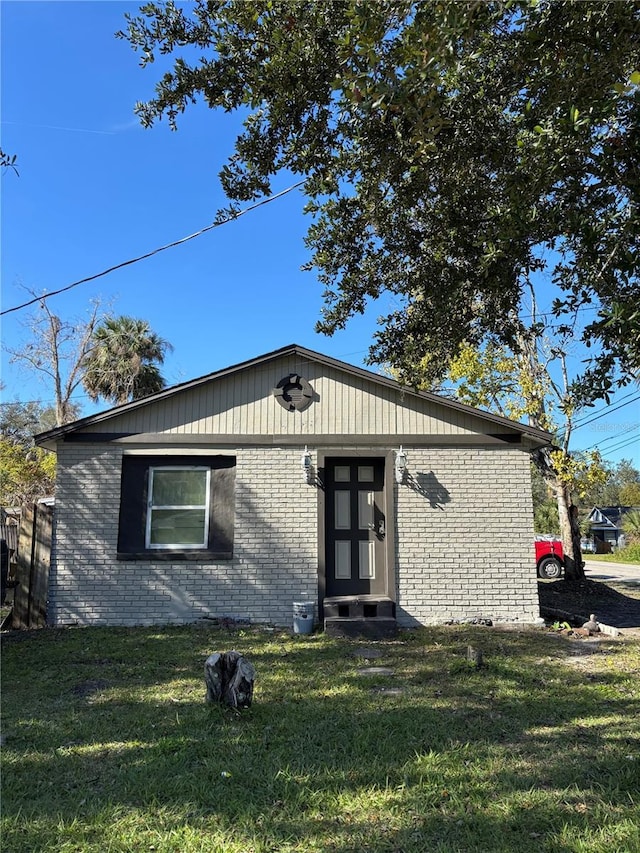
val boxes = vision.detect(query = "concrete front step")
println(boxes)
[323,596,395,620]
[324,617,398,639]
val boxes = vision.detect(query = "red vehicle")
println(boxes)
[535,537,564,579]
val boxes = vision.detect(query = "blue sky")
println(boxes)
[1,1,638,466]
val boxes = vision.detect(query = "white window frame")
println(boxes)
[145,466,211,550]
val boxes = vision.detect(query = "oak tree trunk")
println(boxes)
[556,482,585,581]
[533,446,585,582]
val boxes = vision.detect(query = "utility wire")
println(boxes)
[575,394,640,429]
[557,392,640,440]
[596,435,639,457]
[605,433,639,453]
[1,181,305,317]
[518,305,599,321]
[583,423,640,450]
[568,389,639,429]
[0,180,610,323]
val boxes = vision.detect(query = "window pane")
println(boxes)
[335,491,351,529]
[359,540,375,579]
[358,466,374,482]
[152,469,207,506]
[334,466,350,482]
[149,509,206,546]
[358,490,374,530]
[335,541,351,579]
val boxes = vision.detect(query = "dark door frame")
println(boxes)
[317,449,397,620]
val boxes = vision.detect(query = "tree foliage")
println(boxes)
[82,315,173,406]
[620,481,640,507]
[119,0,640,399]
[437,322,610,577]
[5,293,102,425]
[622,509,640,544]
[6,295,172,423]
[0,402,63,505]
[575,457,640,508]
[531,452,640,536]
[0,147,18,176]
[0,439,56,507]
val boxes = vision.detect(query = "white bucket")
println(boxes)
[292,601,314,634]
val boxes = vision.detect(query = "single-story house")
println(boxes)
[586,506,639,552]
[36,344,551,634]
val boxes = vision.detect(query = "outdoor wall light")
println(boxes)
[301,447,313,484]
[394,447,408,484]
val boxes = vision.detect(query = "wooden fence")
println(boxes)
[1,510,20,555]
[11,503,53,629]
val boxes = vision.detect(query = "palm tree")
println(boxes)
[622,510,640,545]
[82,316,173,406]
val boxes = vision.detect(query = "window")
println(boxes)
[117,455,235,560]
[146,467,210,549]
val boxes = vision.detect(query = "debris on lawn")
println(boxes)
[582,614,600,634]
[466,645,484,668]
[204,650,255,709]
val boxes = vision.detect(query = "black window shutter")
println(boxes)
[117,456,149,553]
[209,465,235,553]
[117,455,235,560]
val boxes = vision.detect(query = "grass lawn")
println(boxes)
[2,623,639,853]
[585,553,640,565]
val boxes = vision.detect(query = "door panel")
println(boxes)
[325,458,386,596]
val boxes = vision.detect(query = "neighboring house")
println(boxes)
[586,506,639,552]
[36,344,551,635]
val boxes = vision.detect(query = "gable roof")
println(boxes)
[588,506,639,529]
[36,343,553,449]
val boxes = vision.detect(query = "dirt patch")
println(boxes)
[538,578,640,633]
[71,679,110,698]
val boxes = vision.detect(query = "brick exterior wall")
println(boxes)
[50,444,318,627]
[50,442,540,628]
[395,447,540,626]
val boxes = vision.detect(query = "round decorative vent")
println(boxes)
[273,373,314,412]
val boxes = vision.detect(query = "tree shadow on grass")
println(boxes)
[538,577,640,628]
[2,625,639,852]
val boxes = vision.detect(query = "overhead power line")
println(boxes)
[569,389,640,429]
[584,422,640,450]
[558,393,640,439]
[597,435,639,458]
[518,305,599,321]
[1,181,305,317]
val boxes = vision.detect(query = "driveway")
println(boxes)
[584,560,640,586]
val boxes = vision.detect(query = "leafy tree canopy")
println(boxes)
[119,0,640,399]
[531,457,640,535]
[0,147,18,175]
[0,401,57,446]
[585,457,640,507]
[82,315,173,406]
[0,401,65,504]
[622,508,640,543]
[620,481,640,506]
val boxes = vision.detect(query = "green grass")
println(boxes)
[2,623,639,853]
[585,549,640,565]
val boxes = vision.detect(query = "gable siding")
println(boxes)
[78,356,512,439]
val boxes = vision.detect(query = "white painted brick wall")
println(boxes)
[395,447,539,626]
[50,444,318,627]
[50,442,539,628]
